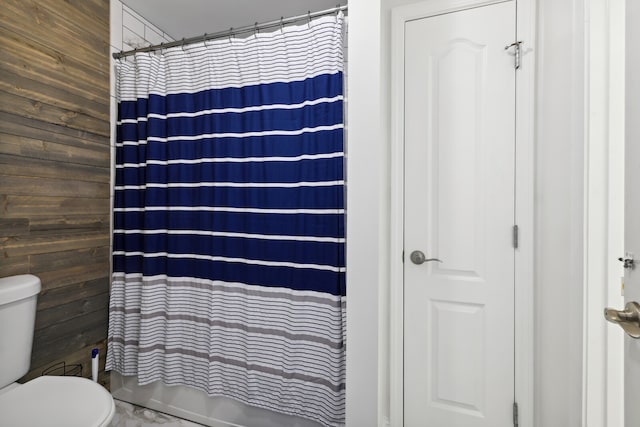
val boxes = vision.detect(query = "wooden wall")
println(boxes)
[0,0,111,387]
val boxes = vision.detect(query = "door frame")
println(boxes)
[389,0,536,425]
[583,0,625,424]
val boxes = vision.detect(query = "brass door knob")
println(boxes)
[604,301,640,338]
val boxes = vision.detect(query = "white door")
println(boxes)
[624,1,640,423]
[404,2,516,426]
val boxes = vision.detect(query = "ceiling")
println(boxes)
[120,0,346,40]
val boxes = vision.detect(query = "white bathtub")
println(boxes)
[110,372,323,427]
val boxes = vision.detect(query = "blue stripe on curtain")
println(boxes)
[108,13,346,427]
[113,211,345,237]
[113,235,344,265]
[117,157,344,184]
[114,186,344,209]
[112,256,346,295]
[120,101,343,138]
[118,73,344,118]
[116,130,345,163]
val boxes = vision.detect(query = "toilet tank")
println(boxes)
[0,275,41,389]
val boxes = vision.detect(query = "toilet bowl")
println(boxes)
[0,274,115,426]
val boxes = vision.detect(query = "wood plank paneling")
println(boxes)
[0,154,109,183]
[36,264,111,292]
[30,247,110,275]
[31,310,109,374]
[0,254,30,276]
[38,277,110,311]
[0,112,108,150]
[0,133,109,167]
[23,339,109,390]
[1,231,110,258]
[0,0,110,68]
[1,195,109,217]
[35,292,110,331]
[29,216,110,234]
[0,218,30,237]
[0,33,110,101]
[0,67,110,122]
[1,0,111,389]
[0,91,109,136]
[0,174,110,198]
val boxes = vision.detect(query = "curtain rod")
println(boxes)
[113,4,348,60]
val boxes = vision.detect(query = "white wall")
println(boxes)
[346,0,588,425]
[534,0,586,425]
[344,1,387,426]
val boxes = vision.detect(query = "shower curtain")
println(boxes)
[107,13,345,427]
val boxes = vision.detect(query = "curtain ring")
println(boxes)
[228,28,233,43]
[181,38,186,51]
[254,22,258,39]
[307,11,311,28]
[280,17,284,33]
[202,33,207,47]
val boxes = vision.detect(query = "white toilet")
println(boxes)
[0,274,115,426]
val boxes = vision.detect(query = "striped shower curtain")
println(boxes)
[106,14,345,427]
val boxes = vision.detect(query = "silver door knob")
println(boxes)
[409,250,442,265]
[604,301,640,338]
[617,256,635,269]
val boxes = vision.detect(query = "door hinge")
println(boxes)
[512,225,519,249]
[505,41,524,69]
[513,402,519,426]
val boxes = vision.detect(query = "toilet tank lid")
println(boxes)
[0,275,41,305]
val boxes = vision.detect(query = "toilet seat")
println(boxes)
[0,376,115,427]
